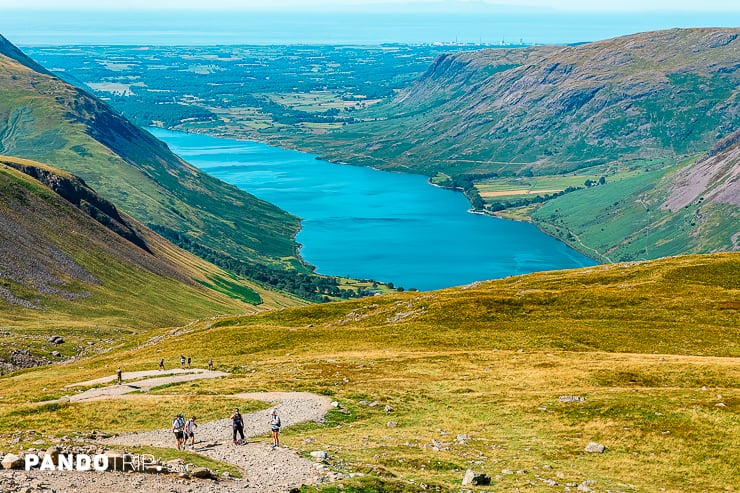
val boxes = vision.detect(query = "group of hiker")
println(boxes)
[172,408,281,450]
[158,357,214,371]
[171,414,198,450]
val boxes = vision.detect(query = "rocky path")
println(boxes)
[102,391,335,492]
[6,371,337,492]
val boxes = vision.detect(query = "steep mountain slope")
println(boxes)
[528,129,739,263]
[0,35,308,293]
[298,28,739,261]
[314,28,739,174]
[0,156,301,371]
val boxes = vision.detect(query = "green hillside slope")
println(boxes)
[296,28,739,261]
[0,35,316,296]
[0,156,301,372]
[313,28,739,174]
[531,130,740,262]
[1,252,737,491]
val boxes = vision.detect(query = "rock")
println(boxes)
[48,336,64,345]
[387,421,398,428]
[584,442,606,453]
[456,433,471,444]
[501,469,514,475]
[191,467,213,479]
[330,401,341,409]
[104,451,128,471]
[310,450,329,461]
[383,405,394,413]
[462,469,492,486]
[558,396,586,403]
[51,351,61,358]
[45,446,61,465]
[2,453,24,470]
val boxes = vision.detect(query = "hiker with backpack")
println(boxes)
[172,413,186,450]
[231,408,245,444]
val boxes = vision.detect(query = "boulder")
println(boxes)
[2,453,24,470]
[45,446,61,465]
[383,405,394,413]
[191,467,213,479]
[584,442,606,453]
[310,450,329,461]
[104,451,129,471]
[462,469,491,486]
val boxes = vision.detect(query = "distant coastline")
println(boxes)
[4,9,740,46]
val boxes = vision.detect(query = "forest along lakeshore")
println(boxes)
[150,128,596,291]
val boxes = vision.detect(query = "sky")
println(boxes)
[1,0,739,11]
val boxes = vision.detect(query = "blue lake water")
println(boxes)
[150,128,597,291]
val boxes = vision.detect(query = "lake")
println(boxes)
[150,128,597,291]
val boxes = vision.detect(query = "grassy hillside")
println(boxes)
[0,35,339,300]
[0,156,302,372]
[311,29,739,175]
[0,252,737,491]
[293,28,740,262]
[530,129,740,262]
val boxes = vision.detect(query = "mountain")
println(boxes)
[313,28,739,174]
[0,35,313,297]
[300,28,739,261]
[0,156,301,372]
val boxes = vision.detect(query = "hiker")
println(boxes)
[231,408,245,444]
[185,416,198,447]
[208,359,213,371]
[116,367,122,385]
[172,413,186,450]
[159,358,164,370]
[187,356,191,369]
[180,355,185,369]
[269,409,281,449]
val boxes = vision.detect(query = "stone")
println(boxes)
[191,467,213,479]
[104,451,129,471]
[2,453,24,470]
[45,446,61,465]
[584,442,606,453]
[383,405,394,413]
[51,351,61,358]
[330,401,341,408]
[456,434,470,444]
[462,469,492,486]
[558,396,586,403]
[310,450,329,461]
[387,421,398,428]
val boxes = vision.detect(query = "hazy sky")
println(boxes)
[1,0,739,11]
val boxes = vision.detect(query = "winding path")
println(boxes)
[32,370,336,492]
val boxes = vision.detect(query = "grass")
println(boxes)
[0,253,737,492]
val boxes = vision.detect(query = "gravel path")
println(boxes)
[102,391,335,492]
[9,372,337,492]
